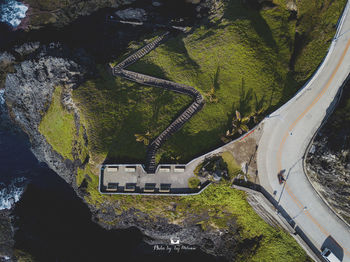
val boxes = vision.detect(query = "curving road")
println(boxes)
[257,1,350,261]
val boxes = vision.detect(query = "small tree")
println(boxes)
[226,110,250,139]
[134,131,152,146]
[170,154,181,163]
[205,86,219,103]
[188,177,201,189]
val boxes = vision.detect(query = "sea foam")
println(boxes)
[0,0,28,27]
[0,177,26,210]
[0,89,5,106]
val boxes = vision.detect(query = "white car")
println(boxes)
[321,248,342,262]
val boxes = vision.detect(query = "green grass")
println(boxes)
[39,86,75,160]
[188,176,201,189]
[76,0,343,164]
[181,183,309,261]
[221,151,241,178]
[73,65,192,164]
[292,0,347,83]
[79,165,309,261]
[38,86,89,163]
[71,0,346,165]
[128,3,294,161]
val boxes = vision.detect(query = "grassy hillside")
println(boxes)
[292,0,347,82]
[78,166,309,261]
[73,0,346,164]
[39,86,89,163]
[39,86,76,160]
[73,66,192,164]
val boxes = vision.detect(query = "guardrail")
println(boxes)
[98,164,212,196]
[233,179,323,262]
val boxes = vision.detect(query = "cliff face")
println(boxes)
[21,0,211,30]
[4,43,91,185]
[0,210,14,261]
[306,84,350,225]
[0,208,36,262]
[23,0,137,30]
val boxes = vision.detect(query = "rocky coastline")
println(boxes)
[1,40,236,260]
[305,83,350,225]
[0,210,14,261]
[0,1,237,260]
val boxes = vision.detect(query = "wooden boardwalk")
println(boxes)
[113,32,205,173]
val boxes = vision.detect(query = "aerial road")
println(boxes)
[257,1,350,261]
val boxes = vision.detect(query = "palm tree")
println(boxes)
[205,86,218,103]
[227,110,250,136]
[170,154,181,163]
[134,131,152,146]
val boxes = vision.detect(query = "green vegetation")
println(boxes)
[72,0,346,164]
[188,176,201,189]
[193,155,228,178]
[38,86,88,163]
[73,66,191,164]
[181,183,309,261]
[25,0,69,11]
[221,151,241,179]
[78,164,309,261]
[224,110,251,143]
[134,131,152,146]
[39,86,75,160]
[292,0,347,83]
[29,12,57,27]
[14,249,35,262]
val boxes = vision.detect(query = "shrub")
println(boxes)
[188,177,201,189]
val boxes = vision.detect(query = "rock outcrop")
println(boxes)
[22,0,212,30]
[0,210,14,261]
[306,86,350,225]
[23,0,137,30]
[0,210,35,262]
[4,43,92,186]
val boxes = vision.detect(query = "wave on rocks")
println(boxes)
[0,177,26,210]
[0,89,5,106]
[0,0,28,27]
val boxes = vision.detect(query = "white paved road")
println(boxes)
[257,1,350,261]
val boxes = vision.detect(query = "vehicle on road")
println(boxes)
[321,248,342,262]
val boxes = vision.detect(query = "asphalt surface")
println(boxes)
[257,2,350,261]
